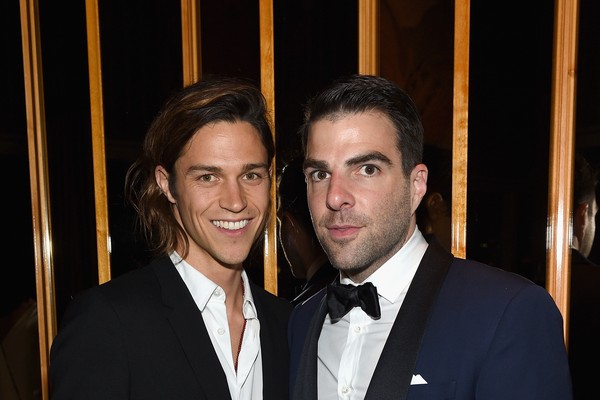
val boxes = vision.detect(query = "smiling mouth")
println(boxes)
[212,220,250,230]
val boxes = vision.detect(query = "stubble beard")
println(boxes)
[318,191,413,280]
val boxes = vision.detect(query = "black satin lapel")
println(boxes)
[292,295,328,400]
[365,239,453,400]
[153,259,232,400]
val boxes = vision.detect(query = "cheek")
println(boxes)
[263,184,272,207]
[306,183,325,208]
[306,195,322,219]
[249,184,271,212]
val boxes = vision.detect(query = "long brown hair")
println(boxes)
[125,76,274,258]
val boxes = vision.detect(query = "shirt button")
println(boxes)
[217,327,225,335]
[353,325,362,333]
[214,288,223,296]
[341,385,351,395]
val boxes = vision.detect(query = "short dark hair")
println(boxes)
[298,74,424,176]
[125,76,274,257]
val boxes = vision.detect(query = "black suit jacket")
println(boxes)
[50,256,291,399]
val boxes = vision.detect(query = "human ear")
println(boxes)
[411,164,428,213]
[155,166,177,204]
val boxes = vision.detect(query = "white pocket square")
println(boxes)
[410,374,428,385]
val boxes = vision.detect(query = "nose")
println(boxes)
[325,173,354,211]
[219,180,247,212]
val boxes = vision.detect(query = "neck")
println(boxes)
[176,248,245,291]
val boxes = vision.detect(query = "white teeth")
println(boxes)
[212,220,249,230]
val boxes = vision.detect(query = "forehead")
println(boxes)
[306,111,400,162]
[180,121,268,167]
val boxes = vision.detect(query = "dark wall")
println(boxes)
[4,0,598,313]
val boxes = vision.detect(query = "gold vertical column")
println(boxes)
[452,0,470,259]
[259,0,277,294]
[547,0,580,341]
[19,0,56,398]
[358,0,379,75]
[85,0,111,284]
[181,0,201,85]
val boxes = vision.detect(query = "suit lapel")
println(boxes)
[152,257,232,400]
[365,238,453,400]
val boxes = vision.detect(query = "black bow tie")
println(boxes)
[326,282,381,323]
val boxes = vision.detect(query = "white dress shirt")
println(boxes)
[171,252,263,400]
[317,228,428,400]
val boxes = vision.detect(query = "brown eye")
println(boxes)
[359,165,379,176]
[199,174,215,182]
[309,170,330,182]
[243,170,268,185]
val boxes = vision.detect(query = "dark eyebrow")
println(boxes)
[187,162,268,175]
[187,165,220,175]
[303,152,393,173]
[242,162,269,172]
[346,151,393,167]
[303,158,328,172]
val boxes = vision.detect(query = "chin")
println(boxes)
[220,252,252,268]
[332,261,366,275]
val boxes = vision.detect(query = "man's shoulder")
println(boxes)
[96,256,167,292]
[66,258,165,311]
[423,235,532,290]
[443,257,554,306]
[449,258,535,285]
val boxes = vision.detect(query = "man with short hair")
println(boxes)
[289,74,572,400]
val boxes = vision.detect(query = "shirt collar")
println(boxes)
[241,271,257,319]
[170,251,257,318]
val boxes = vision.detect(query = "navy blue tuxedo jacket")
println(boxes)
[50,256,292,400]
[289,237,572,400]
